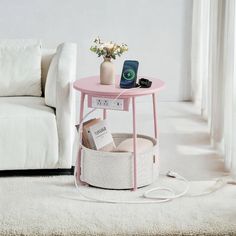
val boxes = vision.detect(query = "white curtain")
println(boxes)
[191,0,236,173]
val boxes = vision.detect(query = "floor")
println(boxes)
[1,102,233,236]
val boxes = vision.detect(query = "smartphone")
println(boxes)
[120,60,139,89]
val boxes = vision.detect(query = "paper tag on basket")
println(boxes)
[88,120,115,151]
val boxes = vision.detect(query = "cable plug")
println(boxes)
[228,180,236,185]
[166,171,183,179]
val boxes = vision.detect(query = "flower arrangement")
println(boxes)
[90,37,128,59]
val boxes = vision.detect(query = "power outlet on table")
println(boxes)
[92,97,124,110]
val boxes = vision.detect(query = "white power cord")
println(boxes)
[142,171,189,201]
[189,177,236,197]
[74,87,236,204]
[74,171,236,204]
[74,170,190,204]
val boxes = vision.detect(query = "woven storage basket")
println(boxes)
[80,133,159,189]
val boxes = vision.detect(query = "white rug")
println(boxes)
[0,176,236,236]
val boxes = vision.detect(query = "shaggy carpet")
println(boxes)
[0,176,236,236]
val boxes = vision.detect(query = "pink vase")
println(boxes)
[100,57,115,85]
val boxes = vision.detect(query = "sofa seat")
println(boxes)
[0,97,59,170]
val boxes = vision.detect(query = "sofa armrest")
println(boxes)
[56,43,77,167]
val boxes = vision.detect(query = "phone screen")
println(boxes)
[120,60,139,89]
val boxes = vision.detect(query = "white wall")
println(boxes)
[0,0,192,101]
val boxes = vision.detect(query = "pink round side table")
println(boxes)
[73,75,165,191]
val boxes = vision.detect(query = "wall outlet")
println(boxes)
[92,97,124,110]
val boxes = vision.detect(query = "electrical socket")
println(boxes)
[92,97,124,110]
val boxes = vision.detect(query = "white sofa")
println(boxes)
[0,40,77,170]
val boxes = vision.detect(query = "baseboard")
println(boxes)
[0,166,74,177]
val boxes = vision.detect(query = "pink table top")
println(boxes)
[73,75,165,97]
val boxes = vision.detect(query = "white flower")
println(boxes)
[91,37,128,59]
[103,42,114,49]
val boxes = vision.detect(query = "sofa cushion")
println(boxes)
[0,39,42,96]
[0,97,59,170]
[45,52,57,107]
[41,49,55,96]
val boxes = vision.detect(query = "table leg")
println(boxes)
[152,93,159,167]
[103,109,107,120]
[132,97,137,191]
[77,92,86,185]
[152,93,158,139]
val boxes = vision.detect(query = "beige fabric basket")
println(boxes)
[80,133,159,189]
